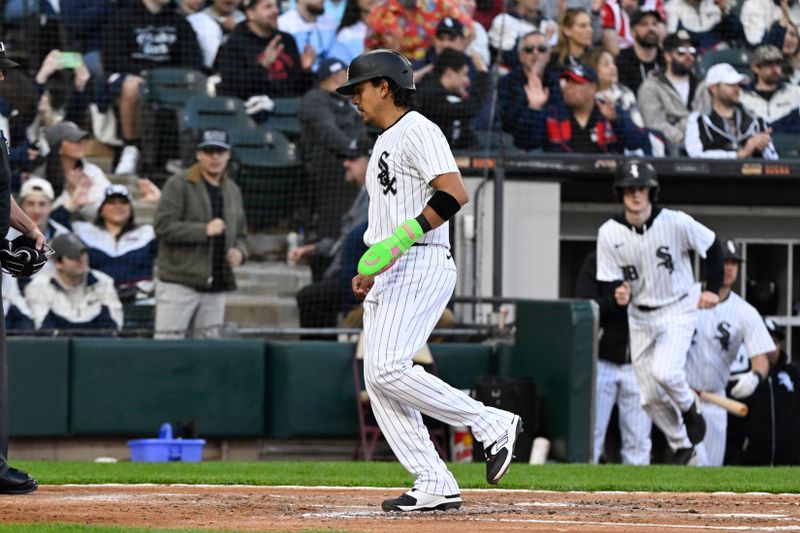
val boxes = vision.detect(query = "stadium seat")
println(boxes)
[263,97,302,140]
[228,127,304,230]
[474,129,525,153]
[698,48,753,78]
[140,68,209,176]
[351,333,449,461]
[142,68,208,108]
[771,133,800,158]
[178,95,257,166]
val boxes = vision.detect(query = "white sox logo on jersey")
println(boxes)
[715,321,732,351]
[377,151,396,195]
[656,246,674,273]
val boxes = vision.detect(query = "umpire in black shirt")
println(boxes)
[0,42,49,494]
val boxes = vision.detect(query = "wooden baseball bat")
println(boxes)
[696,390,748,417]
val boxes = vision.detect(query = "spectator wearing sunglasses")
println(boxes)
[664,0,744,53]
[685,63,778,159]
[153,129,249,339]
[498,31,553,150]
[638,30,705,152]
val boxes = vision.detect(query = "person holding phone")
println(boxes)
[33,49,91,128]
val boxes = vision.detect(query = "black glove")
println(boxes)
[0,235,49,277]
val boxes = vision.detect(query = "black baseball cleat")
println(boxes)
[381,489,462,512]
[682,395,707,445]
[672,447,699,466]
[0,467,38,495]
[485,414,523,484]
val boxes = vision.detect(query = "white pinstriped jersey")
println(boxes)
[687,292,775,392]
[363,110,458,247]
[596,207,716,308]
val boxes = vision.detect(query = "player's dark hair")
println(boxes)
[371,77,417,110]
[433,49,469,80]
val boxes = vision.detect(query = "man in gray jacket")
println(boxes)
[153,129,248,339]
[637,30,704,152]
[298,58,367,241]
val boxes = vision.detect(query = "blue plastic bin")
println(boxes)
[127,423,206,462]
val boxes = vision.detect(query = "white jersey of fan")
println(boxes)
[363,110,451,248]
[596,208,715,307]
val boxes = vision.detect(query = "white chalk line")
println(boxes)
[55,484,800,497]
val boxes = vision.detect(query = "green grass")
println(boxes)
[13,460,800,493]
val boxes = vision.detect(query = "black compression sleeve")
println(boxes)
[703,238,724,294]
[427,190,461,221]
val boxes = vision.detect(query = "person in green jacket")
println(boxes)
[153,129,248,339]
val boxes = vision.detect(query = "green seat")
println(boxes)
[179,95,257,164]
[142,68,208,109]
[229,127,303,229]
[771,133,800,158]
[698,48,753,78]
[264,97,302,139]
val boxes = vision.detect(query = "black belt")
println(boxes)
[412,243,428,247]
[636,293,688,312]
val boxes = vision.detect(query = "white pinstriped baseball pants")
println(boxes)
[694,393,727,466]
[594,360,652,465]
[363,245,515,496]
[628,286,701,452]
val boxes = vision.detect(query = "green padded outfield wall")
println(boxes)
[265,341,358,438]
[69,339,265,437]
[499,300,598,463]
[8,338,70,436]
[429,344,493,390]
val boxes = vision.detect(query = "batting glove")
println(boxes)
[358,218,423,276]
[730,370,760,399]
[0,236,50,278]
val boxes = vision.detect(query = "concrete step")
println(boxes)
[224,294,299,328]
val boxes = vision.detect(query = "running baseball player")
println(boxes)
[576,251,652,465]
[596,160,724,466]
[686,240,773,466]
[338,49,522,512]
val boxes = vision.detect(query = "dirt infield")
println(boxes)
[3,485,800,532]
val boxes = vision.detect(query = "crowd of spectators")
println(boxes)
[0,0,799,339]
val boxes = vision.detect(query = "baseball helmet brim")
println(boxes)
[336,74,377,95]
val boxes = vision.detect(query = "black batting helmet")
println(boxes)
[336,49,415,95]
[613,160,659,202]
[722,239,743,262]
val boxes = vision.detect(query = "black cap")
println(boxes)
[631,9,663,26]
[0,41,20,70]
[197,128,231,150]
[102,184,133,204]
[51,233,88,259]
[722,239,743,262]
[663,30,693,52]
[764,317,785,339]
[436,16,464,38]
[316,58,347,84]
[342,137,373,159]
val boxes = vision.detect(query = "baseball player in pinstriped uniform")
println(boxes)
[338,49,522,513]
[596,160,724,465]
[576,251,652,465]
[686,240,773,466]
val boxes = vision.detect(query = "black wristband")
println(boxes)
[415,214,432,233]
[427,190,461,221]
